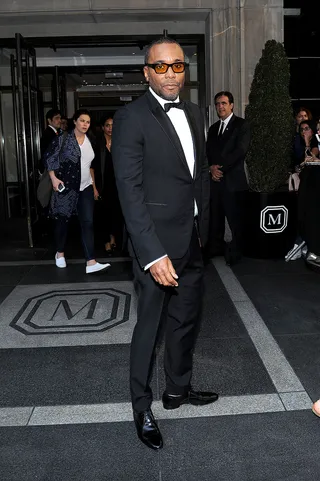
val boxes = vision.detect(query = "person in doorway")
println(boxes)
[92,115,123,256]
[292,107,313,169]
[38,109,62,238]
[40,109,61,169]
[44,109,110,274]
[112,37,218,451]
[60,115,69,132]
[206,91,250,266]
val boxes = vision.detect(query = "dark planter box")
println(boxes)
[243,191,298,259]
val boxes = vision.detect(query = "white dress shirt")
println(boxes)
[48,125,58,134]
[144,87,197,271]
[219,112,233,135]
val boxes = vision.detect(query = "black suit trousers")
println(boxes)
[130,225,203,412]
[208,180,246,255]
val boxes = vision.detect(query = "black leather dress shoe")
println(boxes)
[224,243,242,266]
[133,409,163,450]
[162,390,219,410]
[225,256,242,267]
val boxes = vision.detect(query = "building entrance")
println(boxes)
[0,33,205,252]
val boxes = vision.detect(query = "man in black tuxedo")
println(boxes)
[206,91,250,265]
[40,109,61,170]
[112,37,218,450]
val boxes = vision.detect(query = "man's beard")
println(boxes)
[151,82,182,101]
[161,92,179,101]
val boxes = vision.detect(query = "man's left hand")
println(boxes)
[149,257,179,287]
[210,164,223,182]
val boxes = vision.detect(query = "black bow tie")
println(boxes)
[164,101,185,113]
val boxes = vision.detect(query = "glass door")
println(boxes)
[0,85,22,221]
[14,32,41,247]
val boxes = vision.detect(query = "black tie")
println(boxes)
[218,121,224,137]
[164,101,185,113]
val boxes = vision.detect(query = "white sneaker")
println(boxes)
[55,253,67,268]
[86,262,110,274]
[307,252,320,264]
[285,244,302,261]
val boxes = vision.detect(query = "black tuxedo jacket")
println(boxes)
[40,126,58,159]
[206,114,250,192]
[112,90,210,268]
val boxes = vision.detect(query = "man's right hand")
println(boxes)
[209,165,223,182]
[150,257,179,287]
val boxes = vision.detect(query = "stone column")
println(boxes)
[205,0,283,122]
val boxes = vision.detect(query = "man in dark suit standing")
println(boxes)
[206,91,251,265]
[40,109,61,170]
[112,37,218,450]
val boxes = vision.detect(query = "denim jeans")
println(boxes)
[55,185,95,261]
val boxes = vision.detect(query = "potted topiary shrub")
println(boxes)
[243,39,297,258]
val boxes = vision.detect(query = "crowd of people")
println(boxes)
[39,37,320,447]
[286,107,320,265]
[290,107,320,417]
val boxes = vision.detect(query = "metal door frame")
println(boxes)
[15,32,40,247]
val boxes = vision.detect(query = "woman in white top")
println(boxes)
[44,109,110,273]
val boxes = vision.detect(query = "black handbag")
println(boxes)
[37,170,52,208]
[36,132,68,208]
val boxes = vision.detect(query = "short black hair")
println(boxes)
[73,109,91,122]
[214,91,234,105]
[46,108,61,121]
[144,37,184,64]
[299,119,317,135]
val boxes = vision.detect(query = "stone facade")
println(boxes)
[0,0,283,119]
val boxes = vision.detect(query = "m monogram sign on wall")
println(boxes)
[260,205,288,234]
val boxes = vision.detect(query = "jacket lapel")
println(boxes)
[184,102,200,179]
[221,114,236,140]
[146,91,191,177]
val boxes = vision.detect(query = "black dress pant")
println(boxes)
[130,225,203,412]
[208,180,246,255]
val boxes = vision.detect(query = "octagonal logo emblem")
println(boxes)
[260,205,288,234]
[10,288,131,335]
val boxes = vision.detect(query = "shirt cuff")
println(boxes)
[144,255,168,271]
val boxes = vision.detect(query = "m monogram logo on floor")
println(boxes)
[11,288,130,334]
[0,282,137,348]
